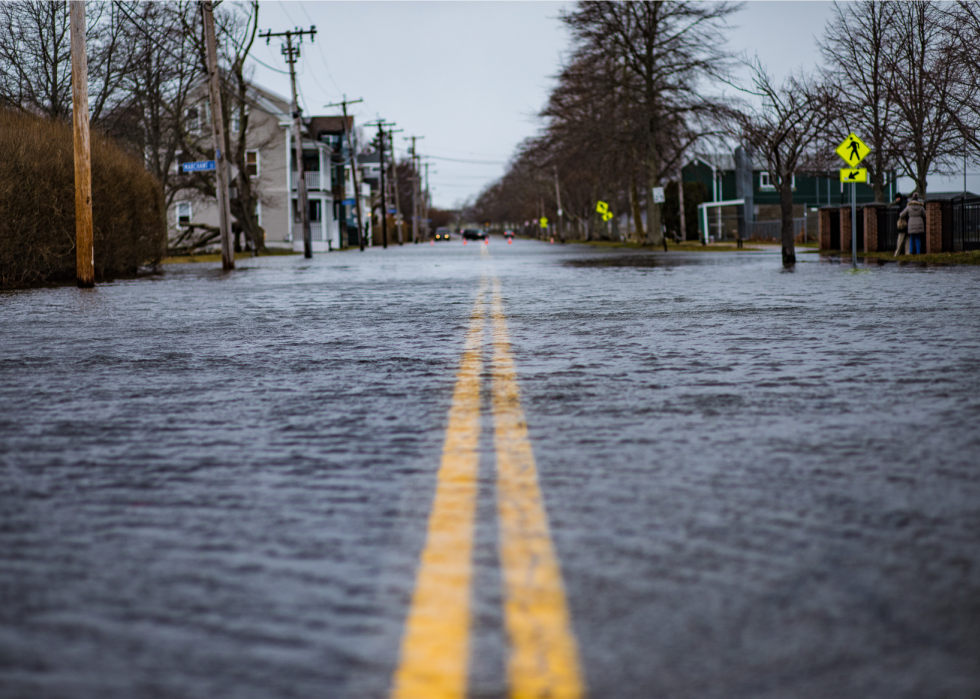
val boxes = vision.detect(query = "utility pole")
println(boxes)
[388,129,404,244]
[70,1,94,287]
[366,120,395,248]
[423,161,431,242]
[405,136,423,243]
[553,165,564,243]
[260,25,317,258]
[201,1,235,270]
[677,173,686,244]
[326,97,365,250]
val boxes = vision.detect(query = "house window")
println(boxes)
[176,202,191,228]
[295,199,321,223]
[230,104,248,133]
[760,172,795,190]
[185,107,200,134]
[246,150,259,177]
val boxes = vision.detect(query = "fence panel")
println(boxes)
[949,196,980,252]
[746,218,805,241]
[876,206,900,252]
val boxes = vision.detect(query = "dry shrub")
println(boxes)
[0,108,165,288]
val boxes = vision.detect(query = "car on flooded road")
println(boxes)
[433,227,453,241]
[462,228,487,241]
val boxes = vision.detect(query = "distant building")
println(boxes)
[169,82,370,252]
[682,150,897,239]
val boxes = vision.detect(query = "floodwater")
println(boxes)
[1,240,979,698]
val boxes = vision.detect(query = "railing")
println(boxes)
[291,171,322,190]
[310,222,323,241]
[876,206,900,253]
[948,196,980,251]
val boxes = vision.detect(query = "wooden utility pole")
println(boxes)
[367,121,395,248]
[201,1,235,270]
[423,161,430,241]
[387,128,404,244]
[326,97,365,251]
[70,1,94,287]
[260,26,317,258]
[677,174,686,244]
[405,136,423,243]
[554,165,564,243]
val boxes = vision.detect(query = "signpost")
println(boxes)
[835,133,870,266]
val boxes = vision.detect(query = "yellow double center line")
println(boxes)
[391,277,584,699]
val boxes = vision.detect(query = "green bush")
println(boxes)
[0,108,165,288]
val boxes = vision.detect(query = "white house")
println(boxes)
[170,81,367,252]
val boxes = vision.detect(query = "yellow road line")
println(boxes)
[391,279,487,699]
[490,277,585,699]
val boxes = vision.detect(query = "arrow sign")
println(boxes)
[839,168,868,183]
[835,133,870,167]
[182,160,216,173]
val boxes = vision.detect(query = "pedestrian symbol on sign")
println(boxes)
[835,133,869,167]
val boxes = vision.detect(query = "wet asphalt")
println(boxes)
[1,238,979,698]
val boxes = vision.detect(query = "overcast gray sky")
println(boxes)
[248,1,847,209]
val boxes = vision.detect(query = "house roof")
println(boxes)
[306,115,354,139]
[690,152,764,172]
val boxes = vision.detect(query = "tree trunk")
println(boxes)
[780,181,796,266]
[630,174,645,243]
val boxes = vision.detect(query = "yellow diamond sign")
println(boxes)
[539,217,548,228]
[836,133,870,167]
[596,201,609,215]
[840,168,868,183]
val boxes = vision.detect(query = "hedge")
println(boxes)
[0,109,165,288]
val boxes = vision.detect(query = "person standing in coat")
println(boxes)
[893,192,909,256]
[900,192,926,255]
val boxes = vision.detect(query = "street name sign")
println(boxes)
[182,160,216,173]
[840,168,868,183]
[836,133,869,167]
[342,198,356,205]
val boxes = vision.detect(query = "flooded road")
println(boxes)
[2,240,979,698]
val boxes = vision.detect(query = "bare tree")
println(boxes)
[943,2,980,176]
[561,1,740,246]
[733,58,827,266]
[0,1,132,124]
[884,2,961,197]
[819,1,900,202]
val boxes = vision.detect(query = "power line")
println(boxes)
[425,154,507,165]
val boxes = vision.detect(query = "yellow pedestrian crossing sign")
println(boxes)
[840,168,868,183]
[539,217,548,228]
[596,201,609,215]
[836,133,869,167]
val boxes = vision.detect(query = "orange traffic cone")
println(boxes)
[550,237,554,244]
[485,238,489,245]
[463,239,467,245]
[508,238,512,244]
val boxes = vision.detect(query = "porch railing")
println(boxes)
[291,171,322,191]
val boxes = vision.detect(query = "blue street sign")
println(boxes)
[342,198,356,205]
[388,207,397,214]
[182,160,215,173]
